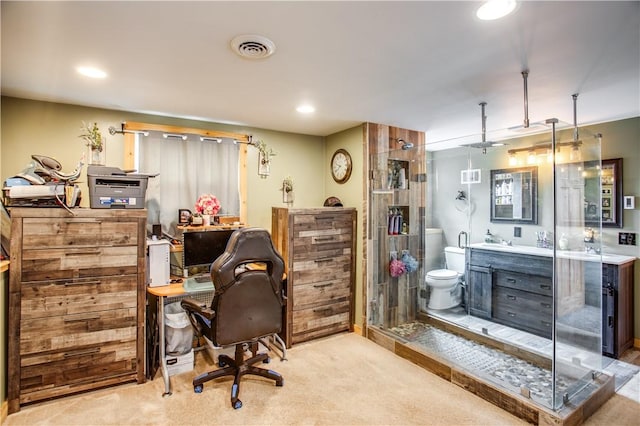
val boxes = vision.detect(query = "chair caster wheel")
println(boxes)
[194,384,203,393]
[233,400,243,409]
[218,356,227,367]
[263,357,271,364]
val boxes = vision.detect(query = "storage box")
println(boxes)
[165,349,194,376]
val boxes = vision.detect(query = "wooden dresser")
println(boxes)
[7,208,147,413]
[271,207,356,347]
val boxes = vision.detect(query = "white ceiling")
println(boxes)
[2,1,639,150]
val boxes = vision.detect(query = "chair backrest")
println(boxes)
[210,227,285,346]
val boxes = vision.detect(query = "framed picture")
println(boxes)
[602,198,610,208]
[178,209,192,225]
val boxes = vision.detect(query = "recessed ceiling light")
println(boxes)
[296,104,315,114]
[76,66,107,79]
[476,0,517,21]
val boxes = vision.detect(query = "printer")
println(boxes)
[87,166,155,209]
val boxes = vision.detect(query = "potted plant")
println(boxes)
[79,121,105,165]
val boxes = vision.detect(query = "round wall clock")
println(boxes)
[331,148,352,184]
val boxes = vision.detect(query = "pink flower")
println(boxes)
[195,194,220,216]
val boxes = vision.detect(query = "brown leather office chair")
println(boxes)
[181,227,285,409]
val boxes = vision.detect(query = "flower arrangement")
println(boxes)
[79,121,104,152]
[194,194,221,216]
[253,139,276,160]
[283,176,293,193]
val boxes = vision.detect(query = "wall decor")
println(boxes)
[585,158,623,228]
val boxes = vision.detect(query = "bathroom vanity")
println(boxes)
[467,243,635,358]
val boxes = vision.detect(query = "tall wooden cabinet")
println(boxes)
[271,207,356,347]
[7,208,147,413]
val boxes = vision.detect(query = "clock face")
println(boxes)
[331,149,352,183]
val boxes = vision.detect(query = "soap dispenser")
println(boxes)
[484,229,493,243]
[559,233,569,250]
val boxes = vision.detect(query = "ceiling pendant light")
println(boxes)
[476,0,517,21]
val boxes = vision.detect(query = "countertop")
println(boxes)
[469,242,636,266]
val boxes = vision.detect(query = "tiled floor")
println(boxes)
[388,310,639,409]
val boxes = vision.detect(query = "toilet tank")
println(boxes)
[425,228,444,271]
[444,246,466,273]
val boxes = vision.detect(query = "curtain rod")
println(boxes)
[117,121,253,144]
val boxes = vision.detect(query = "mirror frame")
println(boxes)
[585,158,623,228]
[490,166,538,225]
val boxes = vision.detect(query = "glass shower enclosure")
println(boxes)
[366,120,607,416]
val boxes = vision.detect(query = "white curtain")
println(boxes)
[138,132,240,237]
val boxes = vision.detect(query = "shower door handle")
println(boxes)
[458,231,468,249]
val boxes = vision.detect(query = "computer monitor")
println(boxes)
[182,229,236,276]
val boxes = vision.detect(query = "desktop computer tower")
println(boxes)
[147,239,170,287]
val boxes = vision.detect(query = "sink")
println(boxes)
[471,242,553,257]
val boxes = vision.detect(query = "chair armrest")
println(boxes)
[181,298,215,320]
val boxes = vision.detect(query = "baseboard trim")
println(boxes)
[635,338,640,349]
[353,324,363,336]
[2,399,8,424]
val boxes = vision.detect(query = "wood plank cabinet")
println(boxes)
[467,247,635,358]
[7,208,147,413]
[271,207,356,347]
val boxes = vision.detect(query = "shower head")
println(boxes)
[396,138,414,150]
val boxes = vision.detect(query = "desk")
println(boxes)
[147,281,287,396]
[147,284,214,396]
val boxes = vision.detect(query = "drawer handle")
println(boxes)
[507,295,516,300]
[317,216,335,221]
[64,347,100,358]
[64,249,103,256]
[64,280,102,286]
[313,283,333,289]
[540,302,551,308]
[507,312,516,317]
[64,314,101,322]
[540,285,551,290]
[64,219,103,224]
[314,258,334,263]
[507,278,517,283]
[314,236,336,242]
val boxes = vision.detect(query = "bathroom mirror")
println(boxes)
[584,158,622,228]
[490,166,538,224]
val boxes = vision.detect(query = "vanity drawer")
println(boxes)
[493,287,553,316]
[494,270,552,296]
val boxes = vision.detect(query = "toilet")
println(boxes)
[425,246,465,310]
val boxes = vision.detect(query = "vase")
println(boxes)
[202,214,211,226]
[88,144,105,166]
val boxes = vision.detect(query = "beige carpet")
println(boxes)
[4,333,638,425]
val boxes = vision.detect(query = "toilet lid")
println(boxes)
[427,269,458,280]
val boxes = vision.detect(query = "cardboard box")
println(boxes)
[166,349,194,376]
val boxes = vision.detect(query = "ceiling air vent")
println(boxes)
[231,34,276,59]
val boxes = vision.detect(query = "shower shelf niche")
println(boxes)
[387,159,410,190]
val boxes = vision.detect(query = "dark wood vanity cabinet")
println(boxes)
[599,262,635,358]
[467,247,634,358]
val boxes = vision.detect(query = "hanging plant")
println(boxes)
[79,121,104,152]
